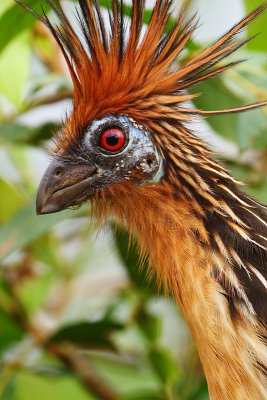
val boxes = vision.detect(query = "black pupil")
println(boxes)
[106,133,119,146]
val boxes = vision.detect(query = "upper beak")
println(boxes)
[36,159,97,215]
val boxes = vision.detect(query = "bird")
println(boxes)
[16,0,267,398]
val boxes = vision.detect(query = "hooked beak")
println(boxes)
[36,159,97,215]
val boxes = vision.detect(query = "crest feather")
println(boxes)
[16,0,267,141]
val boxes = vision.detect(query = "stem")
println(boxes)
[50,344,118,400]
[25,89,73,110]
[1,89,73,124]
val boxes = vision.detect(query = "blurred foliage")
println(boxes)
[0,1,266,400]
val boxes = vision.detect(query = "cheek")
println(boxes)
[125,151,164,183]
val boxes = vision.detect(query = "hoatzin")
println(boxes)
[16,0,267,398]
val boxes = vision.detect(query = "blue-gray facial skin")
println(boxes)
[36,115,164,215]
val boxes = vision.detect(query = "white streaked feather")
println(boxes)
[247,264,267,290]
[218,184,253,208]
[212,253,255,316]
[244,207,267,229]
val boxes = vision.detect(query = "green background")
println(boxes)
[0,1,266,399]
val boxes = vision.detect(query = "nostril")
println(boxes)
[54,169,62,177]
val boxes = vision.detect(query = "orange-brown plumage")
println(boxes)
[18,0,266,147]
[17,0,267,398]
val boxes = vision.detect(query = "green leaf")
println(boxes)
[248,178,267,203]
[245,1,267,52]
[1,378,16,400]
[0,123,57,145]
[13,372,94,400]
[236,108,267,150]
[0,307,24,355]
[191,77,241,141]
[0,32,31,108]
[137,309,160,343]
[49,320,123,349]
[0,203,85,263]
[89,352,161,396]
[0,180,24,225]
[222,54,267,103]
[149,348,177,385]
[0,0,49,54]
[0,0,12,17]
[18,266,56,314]
[187,379,209,400]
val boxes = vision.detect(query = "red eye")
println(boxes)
[100,128,126,152]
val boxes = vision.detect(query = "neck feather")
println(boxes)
[98,161,267,398]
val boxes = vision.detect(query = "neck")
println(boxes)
[102,177,267,399]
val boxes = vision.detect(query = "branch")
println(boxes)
[50,343,119,400]
[25,88,73,109]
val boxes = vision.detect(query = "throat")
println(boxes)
[104,180,267,399]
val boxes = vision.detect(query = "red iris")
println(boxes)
[100,128,126,152]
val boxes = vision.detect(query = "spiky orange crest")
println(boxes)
[17,0,267,151]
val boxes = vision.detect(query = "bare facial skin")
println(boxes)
[36,115,164,214]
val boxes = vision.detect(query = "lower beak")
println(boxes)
[36,159,97,215]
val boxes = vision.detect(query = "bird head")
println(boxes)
[36,114,164,214]
[16,0,266,215]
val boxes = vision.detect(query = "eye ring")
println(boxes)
[99,127,126,153]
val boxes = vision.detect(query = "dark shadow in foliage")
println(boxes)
[112,225,165,296]
[48,320,123,350]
